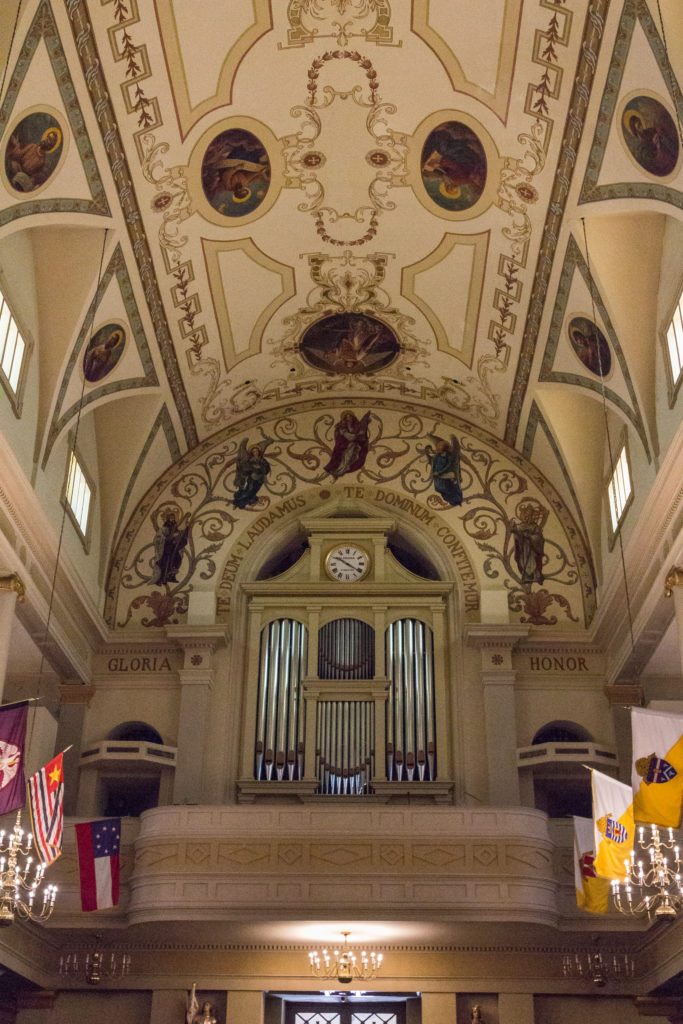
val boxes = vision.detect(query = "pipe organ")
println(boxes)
[253,616,436,792]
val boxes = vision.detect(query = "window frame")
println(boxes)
[605,435,633,548]
[0,273,33,417]
[61,442,95,551]
[661,275,683,406]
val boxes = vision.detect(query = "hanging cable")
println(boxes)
[28,229,109,750]
[580,218,635,650]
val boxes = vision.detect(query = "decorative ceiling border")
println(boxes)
[0,0,110,227]
[109,402,180,555]
[522,399,594,583]
[579,0,683,208]
[65,0,198,451]
[504,0,610,446]
[538,233,650,459]
[41,243,160,466]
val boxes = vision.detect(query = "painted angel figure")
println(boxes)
[233,437,274,509]
[151,512,190,585]
[510,502,546,586]
[324,411,371,480]
[424,433,462,506]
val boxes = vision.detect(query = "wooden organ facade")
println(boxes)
[237,509,454,803]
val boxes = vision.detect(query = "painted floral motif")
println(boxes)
[568,316,611,377]
[4,111,63,193]
[420,121,487,212]
[83,323,126,383]
[201,128,271,217]
[621,95,679,177]
[111,410,590,630]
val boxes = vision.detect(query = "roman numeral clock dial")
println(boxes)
[324,544,370,582]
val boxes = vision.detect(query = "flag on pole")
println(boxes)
[27,752,64,864]
[573,815,609,913]
[75,818,121,911]
[0,700,28,816]
[631,707,683,827]
[186,983,199,1024]
[592,768,635,881]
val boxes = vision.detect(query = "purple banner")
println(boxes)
[0,701,28,816]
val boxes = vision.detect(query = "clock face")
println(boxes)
[325,544,370,582]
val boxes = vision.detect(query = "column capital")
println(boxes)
[0,569,25,602]
[665,565,683,598]
[166,624,227,670]
[603,681,643,707]
[59,682,95,706]
[464,623,529,651]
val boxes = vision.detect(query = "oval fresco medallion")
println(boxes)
[83,323,126,383]
[621,96,679,177]
[420,121,487,212]
[201,127,271,217]
[568,316,611,377]
[300,313,399,375]
[4,111,64,193]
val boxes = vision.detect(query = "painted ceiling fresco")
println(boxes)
[0,0,681,627]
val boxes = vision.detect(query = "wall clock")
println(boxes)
[324,544,370,582]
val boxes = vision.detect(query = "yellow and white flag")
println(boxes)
[592,769,634,881]
[573,815,609,913]
[632,707,683,828]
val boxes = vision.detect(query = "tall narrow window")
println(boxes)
[607,444,632,534]
[666,290,683,393]
[64,450,93,539]
[0,285,29,413]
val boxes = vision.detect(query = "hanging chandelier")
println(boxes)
[60,948,132,985]
[309,932,383,985]
[0,811,57,924]
[611,825,683,919]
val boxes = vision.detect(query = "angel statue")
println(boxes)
[186,985,217,1024]
[424,433,463,506]
[233,437,274,509]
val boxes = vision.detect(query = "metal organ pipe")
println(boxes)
[385,619,436,781]
[255,619,307,781]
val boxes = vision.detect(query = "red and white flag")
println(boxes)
[27,752,64,865]
[75,818,121,911]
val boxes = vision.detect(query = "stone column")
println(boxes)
[665,566,683,672]
[0,570,25,702]
[465,625,528,806]
[499,993,535,1023]
[57,683,95,815]
[167,625,226,805]
[226,990,263,1023]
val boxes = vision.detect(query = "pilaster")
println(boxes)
[0,570,25,702]
[665,565,683,673]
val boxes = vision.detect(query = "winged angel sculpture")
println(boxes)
[233,437,275,509]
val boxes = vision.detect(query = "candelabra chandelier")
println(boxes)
[611,825,683,919]
[0,810,57,924]
[60,949,132,985]
[309,932,383,985]
[561,946,634,987]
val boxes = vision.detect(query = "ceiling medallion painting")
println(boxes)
[299,312,399,374]
[200,128,271,217]
[283,49,408,246]
[3,109,65,194]
[620,94,679,178]
[567,316,611,377]
[83,323,127,384]
[420,121,487,212]
[284,0,395,49]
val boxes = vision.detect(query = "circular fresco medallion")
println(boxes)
[83,323,126,383]
[201,127,270,217]
[621,96,679,177]
[420,120,487,212]
[4,111,64,193]
[568,316,611,377]
[300,313,399,375]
